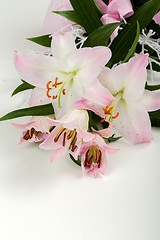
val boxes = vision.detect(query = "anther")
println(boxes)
[62,132,66,147]
[112,112,119,119]
[54,128,66,142]
[62,89,66,95]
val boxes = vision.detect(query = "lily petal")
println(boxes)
[66,47,112,85]
[14,53,65,88]
[43,0,73,35]
[106,0,134,19]
[153,11,160,25]
[140,89,160,112]
[123,54,148,101]
[50,147,67,163]
[113,99,153,144]
[84,79,114,106]
[51,32,76,60]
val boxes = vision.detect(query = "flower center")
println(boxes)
[101,91,123,123]
[84,146,102,168]
[54,127,78,152]
[23,128,41,140]
[46,71,76,108]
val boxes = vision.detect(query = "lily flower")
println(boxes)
[12,116,51,144]
[40,109,94,162]
[76,54,160,144]
[14,32,113,119]
[80,133,118,177]
[96,0,134,41]
[43,0,73,35]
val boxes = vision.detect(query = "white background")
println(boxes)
[0,1,160,239]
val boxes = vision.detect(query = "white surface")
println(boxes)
[0,1,160,240]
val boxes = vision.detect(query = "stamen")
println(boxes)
[95,149,99,162]
[52,77,63,88]
[112,112,119,119]
[70,132,77,149]
[71,145,77,152]
[46,81,52,89]
[62,132,66,147]
[54,128,66,142]
[52,95,57,100]
[98,150,102,168]
[46,89,51,98]
[62,89,66,95]
[67,130,73,140]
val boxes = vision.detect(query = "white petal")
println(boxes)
[113,99,153,144]
[51,32,76,60]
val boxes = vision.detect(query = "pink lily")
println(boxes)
[12,116,51,144]
[43,0,73,34]
[153,11,160,25]
[76,54,160,144]
[80,133,118,177]
[40,109,94,162]
[14,32,113,119]
[96,0,134,41]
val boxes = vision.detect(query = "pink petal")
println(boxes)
[113,99,153,144]
[99,66,126,95]
[101,15,120,42]
[153,11,160,25]
[123,54,148,101]
[92,124,114,138]
[106,0,134,19]
[95,0,107,13]
[66,47,112,85]
[12,121,35,130]
[43,0,73,35]
[14,53,65,88]
[51,32,76,60]
[75,99,105,118]
[50,147,67,163]
[29,87,53,106]
[141,89,160,112]
[84,79,115,106]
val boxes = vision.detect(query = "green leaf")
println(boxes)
[149,110,160,127]
[69,154,81,166]
[0,104,54,121]
[145,84,160,91]
[122,21,140,63]
[27,35,52,47]
[69,0,103,34]
[108,0,160,67]
[84,22,122,47]
[106,134,122,143]
[53,10,82,25]
[12,80,35,97]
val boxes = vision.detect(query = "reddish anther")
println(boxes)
[62,89,66,95]
[112,112,119,119]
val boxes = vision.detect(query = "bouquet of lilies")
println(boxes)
[1,0,160,177]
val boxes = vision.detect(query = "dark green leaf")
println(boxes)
[69,0,103,34]
[145,84,160,91]
[122,21,140,63]
[0,104,54,121]
[69,154,81,166]
[106,134,122,143]
[27,35,52,47]
[53,10,82,25]
[149,109,160,127]
[108,0,160,67]
[84,22,122,47]
[12,80,35,97]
